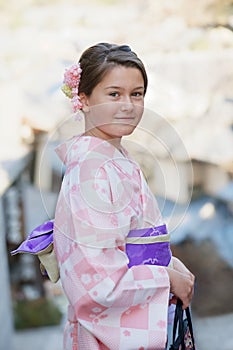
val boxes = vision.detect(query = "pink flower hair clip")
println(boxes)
[61,63,83,113]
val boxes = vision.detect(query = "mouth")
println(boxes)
[114,116,136,122]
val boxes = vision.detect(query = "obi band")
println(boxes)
[11,220,172,282]
[126,224,172,268]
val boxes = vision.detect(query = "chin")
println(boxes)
[114,124,137,137]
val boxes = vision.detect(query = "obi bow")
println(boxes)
[11,220,59,283]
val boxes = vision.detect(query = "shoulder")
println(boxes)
[70,136,139,177]
[55,134,115,167]
[62,136,143,195]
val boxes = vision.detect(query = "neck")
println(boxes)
[83,127,122,150]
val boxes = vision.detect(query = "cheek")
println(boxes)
[89,105,115,127]
[135,103,144,118]
[94,104,117,118]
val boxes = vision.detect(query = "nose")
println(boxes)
[120,95,133,112]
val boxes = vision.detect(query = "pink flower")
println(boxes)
[123,330,131,337]
[71,184,77,192]
[61,62,83,112]
[158,267,166,275]
[71,95,82,112]
[137,283,143,289]
[124,207,131,216]
[63,64,81,88]
[110,214,118,226]
[99,314,108,319]
[72,88,79,95]
[157,320,166,329]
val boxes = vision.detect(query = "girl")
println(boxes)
[54,42,194,350]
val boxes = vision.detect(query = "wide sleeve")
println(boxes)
[54,151,171,349]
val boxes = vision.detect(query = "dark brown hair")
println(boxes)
[78,42,148,96]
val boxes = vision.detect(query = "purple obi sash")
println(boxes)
[11,221,171,274]
[11,220,54,256]
[126,224,171,267]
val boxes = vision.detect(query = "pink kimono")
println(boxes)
[54,135,172,350]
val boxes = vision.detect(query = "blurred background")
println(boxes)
[0,0,233,349]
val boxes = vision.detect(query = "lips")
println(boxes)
[113,118,136,125]
[114,115,136,121]
[115,117,135,120]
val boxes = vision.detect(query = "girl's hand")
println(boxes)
[172,256,194,281]
[166,258,195,309]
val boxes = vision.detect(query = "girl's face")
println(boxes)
[81,65,145,144]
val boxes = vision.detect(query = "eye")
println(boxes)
[132,91,143,97]
[109,92,119,97]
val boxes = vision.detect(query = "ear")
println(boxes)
[79,92,90,113]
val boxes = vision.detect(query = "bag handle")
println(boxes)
[171,299,185,350]
[185,303,195,347]
[170,299,195,350]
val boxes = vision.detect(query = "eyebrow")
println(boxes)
[104,86,144,90]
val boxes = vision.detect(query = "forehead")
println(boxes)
[100,65,144,88]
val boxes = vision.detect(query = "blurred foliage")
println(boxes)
[14,297,62,329]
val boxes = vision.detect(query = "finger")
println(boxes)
[169,295,177,305]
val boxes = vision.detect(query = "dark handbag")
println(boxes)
[169,299,196,350]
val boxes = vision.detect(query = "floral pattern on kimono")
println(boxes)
[54,135,172,350]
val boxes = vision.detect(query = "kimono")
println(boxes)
[53,134,173,350]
